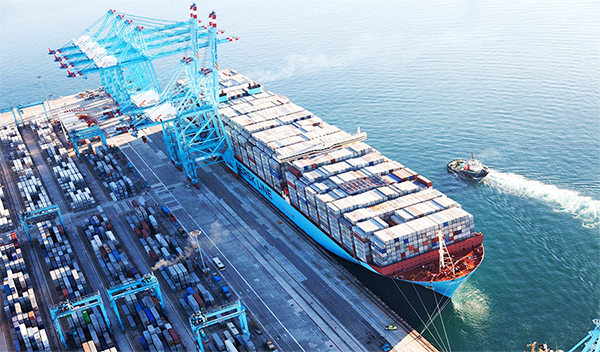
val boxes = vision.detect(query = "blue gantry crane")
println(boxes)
[0,101,50,128]
[50,4,239,184]
[189,300,249,352]
[568,319,600,352]
[20,205,64,241]
[58,112,108,157]
[50,292,112,349]
[105,273,165,331]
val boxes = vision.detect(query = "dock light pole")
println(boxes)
[37,76,51,122]
[190,229,206,272]
[48,93,58,122]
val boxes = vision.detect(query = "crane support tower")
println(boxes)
[189,300,249,352]
[49,4,239,184]
[105,273,165,331]
[20,205,64,241]
[50,292,111,349]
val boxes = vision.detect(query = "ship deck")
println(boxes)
[397,243,484,283]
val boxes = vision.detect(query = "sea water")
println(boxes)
[1,1,598,351]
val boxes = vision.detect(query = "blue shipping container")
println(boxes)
[144,308,155,325]
[139,336,148,350]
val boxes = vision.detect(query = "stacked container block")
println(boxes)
[84,145,135,200]
[0,180,14,231]
[30,116,96,211]
[83,214,139,287]
[1,232,51,351]
[0,124,53,216]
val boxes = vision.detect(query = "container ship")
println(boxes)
[215,69,484,327]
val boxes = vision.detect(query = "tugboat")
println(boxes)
[447,152,489,181]
[525,342,564,352]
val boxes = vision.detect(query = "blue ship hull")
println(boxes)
[233,160,477,307]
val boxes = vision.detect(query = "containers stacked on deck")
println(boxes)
[0,181,14,231]
[0,124,53,216]
[1,232,51,351]
[218,70,476,270]
[84,145,135,200]
[30,117,96,211]
[370,206,475,267]
[83,214,139,286]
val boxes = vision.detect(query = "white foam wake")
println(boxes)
[451,283,490,327]
[484,170,600,228]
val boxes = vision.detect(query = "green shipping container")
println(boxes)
[82,310,91,324]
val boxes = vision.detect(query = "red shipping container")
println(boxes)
[134,227,142,237]
[288,165,302,178]
[62,289,69,299]
[131,200,139,208]
[149,250,159,262]
[192,293,205,309]
[409,245,414,250]
[107,223,113,231]
[99,246,108,258]
[416,175,432,187]
[168,329,180,345]
[141,221,150,231]
[142,229,149,238]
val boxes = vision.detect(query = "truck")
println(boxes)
[212,275,223,286]
[221,286,232,299]
[263,338,276,351]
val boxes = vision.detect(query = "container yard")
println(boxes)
[0,6,444,352]
[1,232,50,351]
